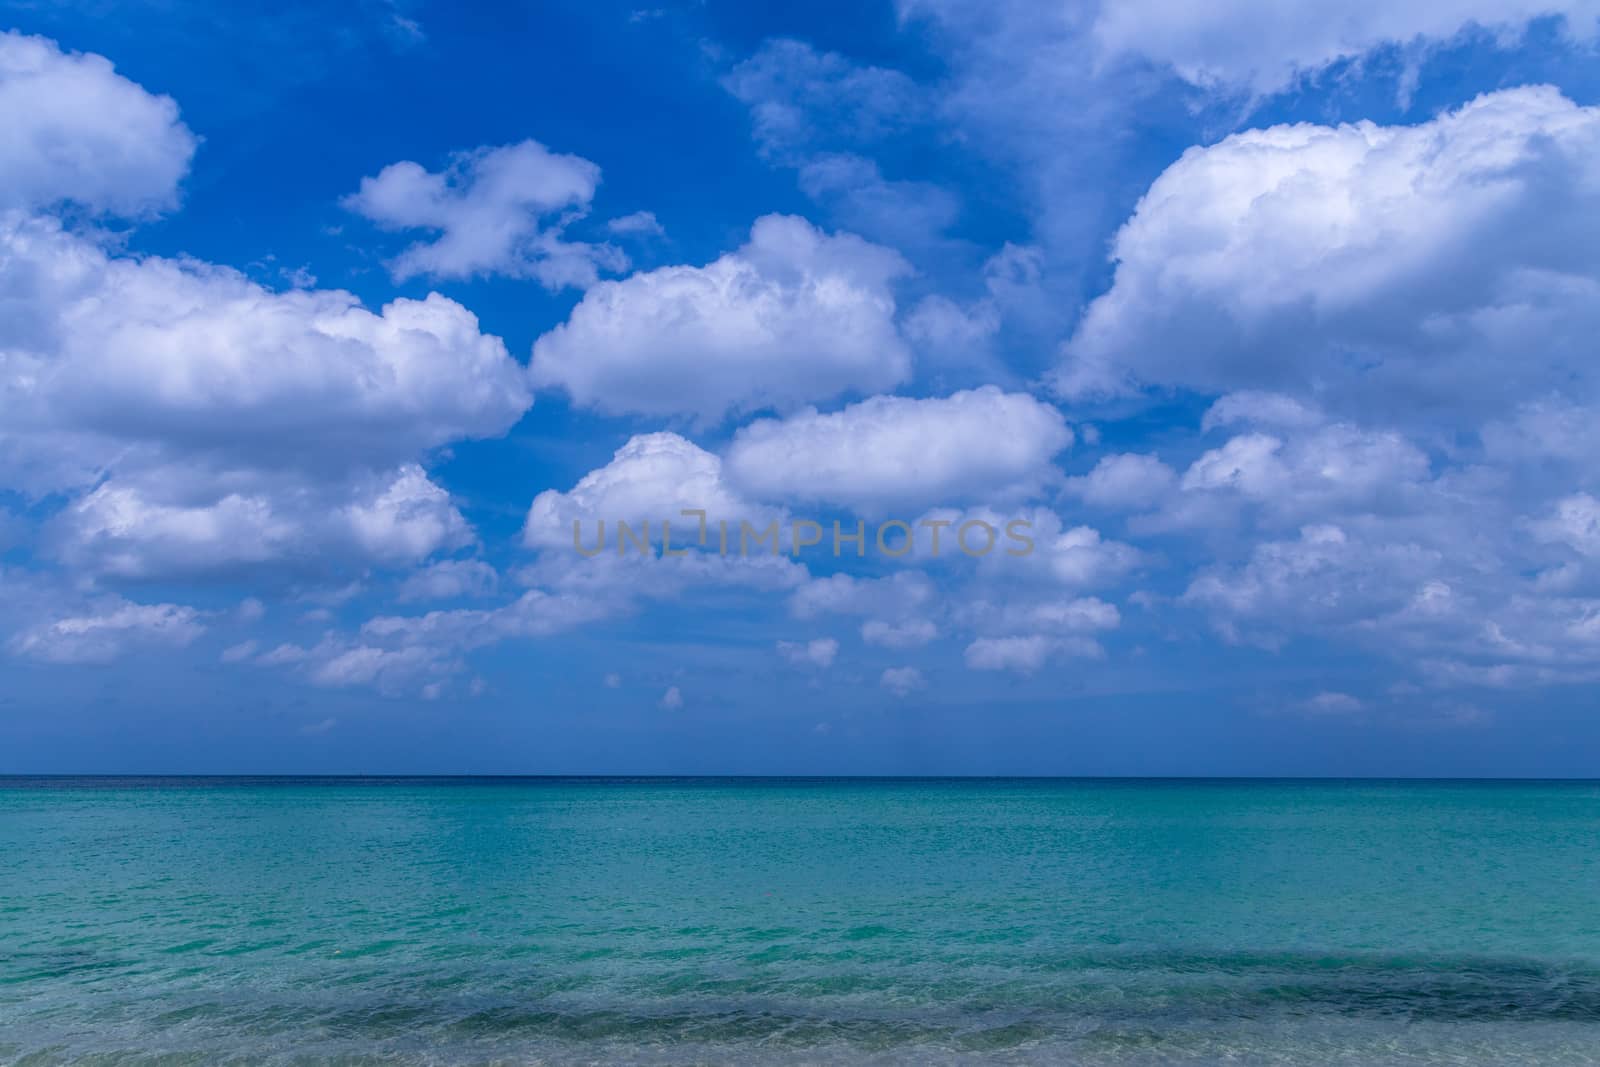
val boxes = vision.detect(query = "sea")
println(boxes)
[3,777,1598,1064]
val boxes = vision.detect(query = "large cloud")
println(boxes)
[2,214,530,490]
[0,30,196,216]
[0,36,533,583]
[9,596,204,664]
[343,139,626,286]
[530,214,912,421]
[523,433,781,549]
[723,387,1072,510]
[1058,87,1600,424]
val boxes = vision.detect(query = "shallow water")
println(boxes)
[3,777,1598,1064]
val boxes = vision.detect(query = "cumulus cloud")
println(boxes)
[343,139,625,286]
[606,210,664,237]
[790,571,935,619]
[1184,523,1451,647]
[523,432,782,549]
[724,387,1072,511]
[880,665,926,695]
[530,214,912,421]
[1529,493,1600,557]
[964,632,1106,672]
[397,559,499,602]
[967,596,1121,636]
[9,597,204,664]
[1059,88,1600,426]
[1068,453,1177,510]
[778,636,839,668]
[2,214,530,490]
[963,634,1052,672]
[918,507,1141,588]
[861,617,937,648]
[44,465,474,579]
[0,51,531,584]
[1300,691,1366,715]
[257,587,614,696]
[0,31,196,216]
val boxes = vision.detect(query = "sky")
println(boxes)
[4,1,1600,775]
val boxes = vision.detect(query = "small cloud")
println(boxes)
[236,598,266,623]
[778,637,839,669]
[397,559,498,602]
[880,666,925,696]
[280,264,317,289]
[1301,691,1364,716]
[861,618,936,649]
[1415,702,1493,730]
[257,643,309,666]
[606,210,665,238]
[660,685,683,710]
[604,672,622,688]
[220,640,259,664]
[299,717,337,736]
[964,635,1052,674]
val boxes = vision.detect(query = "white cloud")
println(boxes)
[1059,88,1600,426]
[861,618,937,648]
[50,464,473,578]
[1034,520,1142,588]
[343,466,473,563]
[964,632,1106,672]
[1530,493,1600,557]
[1003,597,1121,634]
[1300,691,1366,715]
[723,387,1072,510]
[397,559,499,602]
[795,152,961,246]
[1068,453,1177,510]
[530,214,912,421]
[1183,523,1451,647]
[790,571,935,619]
[2,213,531,494]
[901,506,1141,587]
[963,634,1052,673]
[880,665,926,696]
[1091,1,1600,95]
[721,39,925,159]
[660,685,684,709]
[259,587,615,696]
[343,139,625,286]
[0,71,531,581]
[606,210,664,237]
[9,597,204,664]
[778,636,839,668]
[523,432,781,550]
[0,31,196,216]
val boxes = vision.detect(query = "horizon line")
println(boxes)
[3,773,1599,783]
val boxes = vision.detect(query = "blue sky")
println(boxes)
[5,1,1600,774]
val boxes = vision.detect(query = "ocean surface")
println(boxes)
[2,778,1599,1065]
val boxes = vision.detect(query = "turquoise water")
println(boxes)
[3,778,1599,1065]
